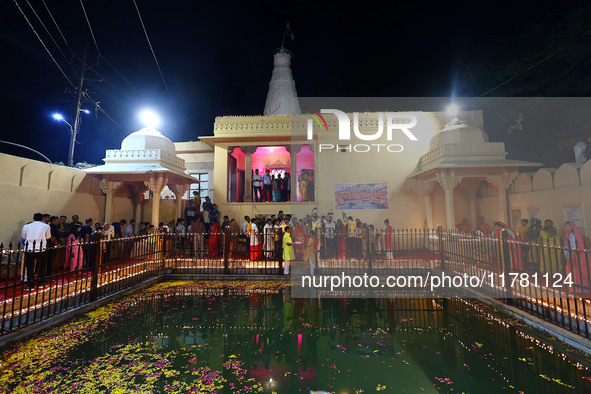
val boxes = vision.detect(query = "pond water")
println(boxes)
[1,281,590,393]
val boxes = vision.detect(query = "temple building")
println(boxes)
[183,48,541,229]
[5,47,591,244]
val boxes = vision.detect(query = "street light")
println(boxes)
[52,113,73,130]
[52,110,89,167]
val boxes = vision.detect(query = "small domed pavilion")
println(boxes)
[409,117,540,229]
[85,127,197,226]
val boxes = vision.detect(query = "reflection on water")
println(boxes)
[70,284,591,393]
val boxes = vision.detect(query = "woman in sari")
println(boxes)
[208,221,220,258]
[66,224,84,271]
[336,219,347,259]
[272,175,281,202]
[564,221,590,292]
[494,221,525,272]
[526,218,542,268]
[538,219,561,275]
[294,220,307,259]
[298,170,308,202]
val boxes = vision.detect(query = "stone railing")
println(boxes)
[105,149,185,169]
[418,143,506,168]
[214,113,425,135]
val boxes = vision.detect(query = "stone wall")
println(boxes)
[0,153,104,244]
[0,153,183,244]
[507,161,591,235]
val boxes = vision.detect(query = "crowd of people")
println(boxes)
[18,197,591,286]
[177,199,400,275]
[252,169,292,202]
[249,169,316,203]
[453,216,590,289]
[20,212,143,289]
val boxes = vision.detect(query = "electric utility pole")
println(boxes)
[68,42,89,167]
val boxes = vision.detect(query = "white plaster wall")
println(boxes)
[508,161,591,236]
[0,153,105,244]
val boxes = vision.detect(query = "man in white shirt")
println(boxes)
[262,170,272,202]
[249,218,261,259]
[252,169,263,202]
[263,218,274,258]
[103,223,115,240]
[21,212,51,288]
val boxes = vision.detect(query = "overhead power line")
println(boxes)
[83,93,127,132]
[25,0,71,66]
[41,0,70,49]
[132,0,171,97]
[480,29,591,97]
[12,0,75,88]
[79,0,101,57]
[100,55,140,94]
[0,140,52,164]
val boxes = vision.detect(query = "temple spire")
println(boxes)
[263,48,301,116]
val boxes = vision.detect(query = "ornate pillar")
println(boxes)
[242,146,257,202]
[127,183,147,224]
[459,182,481,227]
[487,170,518,224]
[417,179,435,229]
[436,169,463,230]
[169,184,191,221]
[145,173,168,226]
[469,195,478,227]
[286,144,301,202]
[100,177,122,224]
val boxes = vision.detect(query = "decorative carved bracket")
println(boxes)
[144,174,168,194]
[416,178,436,195]
[127,183,148,203]
[487,170,519,190]
[100,177,122,194]
[169,183,191,199]
[241,146,257,155]
[436,169,462,191]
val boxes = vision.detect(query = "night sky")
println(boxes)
[1,0,590,164]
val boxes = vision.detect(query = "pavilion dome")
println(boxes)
[429,122,489,150]
[120,127,177,155]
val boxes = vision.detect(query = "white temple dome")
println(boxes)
[429,122,489,151]
[120,127,176,155]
